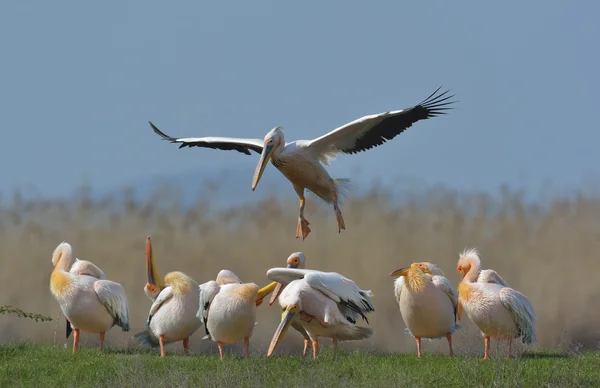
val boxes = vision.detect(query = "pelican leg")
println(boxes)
[302,337,310,357]
[99,332,105,352]
[506,338,512,360]
[159,335,166,357]
[332,338,338,360]
[183,337,190,355]
[446,332,454,357]
[332,190,346,233]
[218,341,224,361]
[296,193,311,240]
[72,328,80,354]
[483,336,490,360]
[416,337,422,358]
[312,339,319,360]
[244,337,249,359]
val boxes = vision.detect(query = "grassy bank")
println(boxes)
[1,343,598,387]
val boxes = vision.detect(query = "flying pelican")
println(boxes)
[389,263,460,358]
[150,87,456,240]
[456,248,536,360]
[266,252,312,357]
[134,237,203,357]
[265,267,374,360]
[66,258,108,340]
[49,241,130,354]
[197,269,277,360]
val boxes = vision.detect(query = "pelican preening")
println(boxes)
[266,252,313,357]
[150,87,456,240]
[265,267,375,360]
[49,242,130,354]
[389,262,460,358]
[196,270,277,360]
[134,237,203,357]
[456,248,536,360]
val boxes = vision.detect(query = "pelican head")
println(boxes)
[457,248,480,279]
[144,236,165,299]
[411,262,444,276]
[51,241,73,269]
[266,302,300,358]
[251,126,284,191]
[268,252,307,306]
[216,269,242,285]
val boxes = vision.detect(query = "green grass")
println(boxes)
[1,343,598,387]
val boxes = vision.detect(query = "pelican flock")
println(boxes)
[42,86,540,363]
[150,86,456,240]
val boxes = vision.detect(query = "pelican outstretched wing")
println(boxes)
[94,280,130,331]
[306,87,456,157]
[499,287,537,344]
[478,269,510,287]
[197,280,221,339]
[150,122,264,155]
[266,268,374,323]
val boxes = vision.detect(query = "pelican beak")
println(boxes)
[457,301,463,321]
[266,306,296,358]
[389,267,410,277]
[145,236,165,289]
[256,281,278,306]
[251,143,275,191]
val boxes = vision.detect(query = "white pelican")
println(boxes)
[49,241,130,354]
[150,87,456,240]
[66,258,107,340]
[456,248,536,360]
[197,269,277,360]
[266,252,312,357]
[265,267,375,360]
[134,237,203,357]
[389,263,460,358]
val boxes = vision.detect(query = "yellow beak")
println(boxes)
[266,307,296,358]
[251,143,275,191]
[256,281,278,306]
[146,236,165,289]
[389,267,410,277]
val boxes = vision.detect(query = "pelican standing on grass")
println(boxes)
[49,242,130,354]
[456,248,536,360]
[389,262,460,358]
[134,237,203,357]
[266,252,313,357]
[150,87,456,240]
[265,267,375,360]
[197,270,277,360]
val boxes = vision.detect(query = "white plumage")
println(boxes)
[134,237,203,357]
[49,241,130,354]
[456,248,536,360]
[390,263,460,357]
[150,87,455,240]
[265,267,374,359]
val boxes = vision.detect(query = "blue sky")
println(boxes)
[1,1,598,199]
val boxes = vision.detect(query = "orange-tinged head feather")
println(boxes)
[164,271,194,295]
